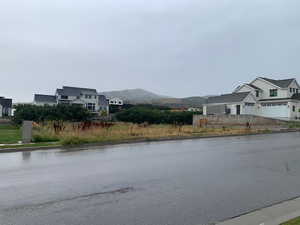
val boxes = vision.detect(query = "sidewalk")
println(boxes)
[216,197,300,225]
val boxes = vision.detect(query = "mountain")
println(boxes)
[152,96,206,108]
[100,88,207,108]
[99,89,169,104]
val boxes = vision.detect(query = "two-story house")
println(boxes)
[34,86,109,114]
[203,77,300,120]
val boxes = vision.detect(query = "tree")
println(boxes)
[13,104,92,124]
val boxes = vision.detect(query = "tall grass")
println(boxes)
[33,122,262,146]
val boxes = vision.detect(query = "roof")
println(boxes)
[247,83,262,91]
[292,93,300,100]
[0,98,12,108]
[260,77,295,88]
[57,86,97,96]
[34,94,57,103]
[206,92,251,104]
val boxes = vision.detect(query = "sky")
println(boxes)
[1,0,300,102]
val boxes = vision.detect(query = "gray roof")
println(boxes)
[247,83,262,91]
[260,77,295,88]
[0,98,12,108]
[292,93,300,100]
[57,86,97,96]
[206,92,250,104]
[34,94,57,103]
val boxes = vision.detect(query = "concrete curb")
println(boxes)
[215,196,300,225]
[0,129,299,154]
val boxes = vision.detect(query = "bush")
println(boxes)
[13,104,92,124]
[33,134,60,143]
[116,106,195,125]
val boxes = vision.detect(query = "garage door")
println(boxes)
[260,105,289,118]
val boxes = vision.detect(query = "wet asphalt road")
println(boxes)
[1,133,300,225]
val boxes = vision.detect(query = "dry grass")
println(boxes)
[32,122,266,146]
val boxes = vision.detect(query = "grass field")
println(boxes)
[281,217,300,225]
[0,124,21,144]
[32,122,267,146]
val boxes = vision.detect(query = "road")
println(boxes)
[1,132,300,225]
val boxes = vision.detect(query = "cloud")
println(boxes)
[1,0,300,101]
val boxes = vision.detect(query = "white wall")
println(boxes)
[288,101,300,119]
[203,106,207,115]
[0,105,2,118]
[287,80,300,98]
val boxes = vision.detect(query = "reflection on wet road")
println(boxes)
[1,132,300,225]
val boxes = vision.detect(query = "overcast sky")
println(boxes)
[1,0,300,102]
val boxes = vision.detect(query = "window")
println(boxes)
[245,103,255,106]
[270,89,278,97]
[293,88,296,93]
[290,88,293,93]
[86,103,96,111]
[256,90,259,97]
[293,105,296,112]
[61,95,68,100]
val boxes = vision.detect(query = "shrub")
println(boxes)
[116,106,195,125]
[33,134,60,143]
[13,104,92,124]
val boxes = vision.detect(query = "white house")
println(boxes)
[34,86,109,114]
[109,97,123,106]
[203,77,300,120]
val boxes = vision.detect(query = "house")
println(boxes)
[0,97,12,117]
[187,107,202,112]
[203,77,300,120]
[34,94,57,106]
[34,86,109,114]
[109,97,123,106]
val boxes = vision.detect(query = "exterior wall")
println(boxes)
[34,101,56,106]
[288,101,300,119]
[109,98,123,106]
[205,104,226,115]
[287,80,300,98]
[0,105,2,118]
[203,106,207,115]
[193,114,287,127]
[251,78,289,99]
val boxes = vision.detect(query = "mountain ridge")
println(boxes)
[99,88,206,108]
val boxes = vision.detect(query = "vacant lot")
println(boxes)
[0,125,21,144]
[33,122,269,146]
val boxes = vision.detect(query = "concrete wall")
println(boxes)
[193,114,287,127]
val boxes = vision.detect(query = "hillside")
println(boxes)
[152,96,206,108]
[100,88,207,108]
[99,89,169,104]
